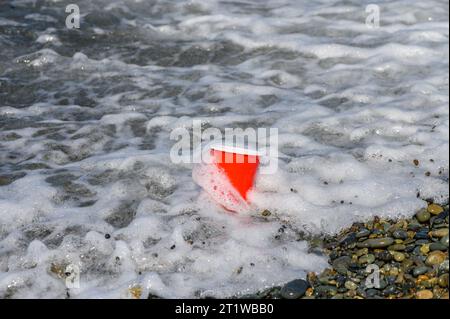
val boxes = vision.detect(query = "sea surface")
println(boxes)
[0,0,448,298]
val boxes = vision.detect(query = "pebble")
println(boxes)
[344,281,358,290]
[318,276,334,285]
[429,242,447,252]
[415,231,429,239]
[358,254,376,265]
[420,244,430,255]
[401,259,414,272]
[376,250,393,262]
[392,252,405,262]
[314,285,337,297]
[261,209,271,217]
[332,256,352,275]
[366,289,379,298]
[428,204,444,215]
[356,229,370,238]
[415,290,433,299]
[425,251,446,266]
[415,239,430,245]
[408,223,421,231]
[416,209,431,223]
[429,228,449,238]
[438,274,449,288]
[355,248,369,257]
[388,244,406,251]
[383,285,397,296]
[357,237,394,249]
[392,229,408,240]
[413,266,429,277]
[439,260,449,273]
[441,235,449,248]
[280,279,309,299]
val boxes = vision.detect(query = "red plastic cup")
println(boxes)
[192,144,261,213]
[210,145,260,201]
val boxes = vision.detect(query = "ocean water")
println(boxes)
[0,0,448,298]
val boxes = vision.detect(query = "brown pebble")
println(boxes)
[416,290,433,299]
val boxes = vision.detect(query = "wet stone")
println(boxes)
[408,223,422,231]
[332,256,352,275]
[438,274,449,288]
[413,266,429,277]
[280,279,308,299]
[388,244,406,251]
[428,204,444,215]
[429,242,447,252]
[358,254,375,265]
[416,290,433,299]
[314,285,337,297]
[356,229,370,238]
[416,209,430,223]
[441,235,449,248]
[425,251,446,266]
[430,228,449,238]
[392,229,408,240]
[357,237,394,249]
[415,231,429,240]
[376,250,393,262]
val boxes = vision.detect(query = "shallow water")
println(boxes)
[0,0,448,298]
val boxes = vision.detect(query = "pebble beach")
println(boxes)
[251,202,449,299]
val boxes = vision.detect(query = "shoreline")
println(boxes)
[244,202,449,299]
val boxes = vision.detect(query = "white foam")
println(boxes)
[0,0,448,299]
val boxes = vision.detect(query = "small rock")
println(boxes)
[392,229,408,240]
[413,266,429,277]
[332,256,352,275]
[357,237,394,249]
[356,229,371,238]
[340,233,357,246]
[415,231,429,239]
[318,275,334,285]
[416,209,430,223]
[438,274,449,288]
[439,260,449,273]
[261,209,271,217]
[280,279,308,299]
[401,259,415,272]
[388,244,406,251]
[376,250,393,262]
[416,290,433,299]
[392,252,405,262]
[358,254,375,265]
[366,288,379,298]
[314,285,337,297]
[429,242,447,252]
[420,244,430,255]
[355,248,369,257]
[441,235,449,248]
[383,285,397,296]
[344,281,358,290]
[408,223,421,231]
[428,204,444,215]
[429,228,449,238]
[425,251,446,266]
